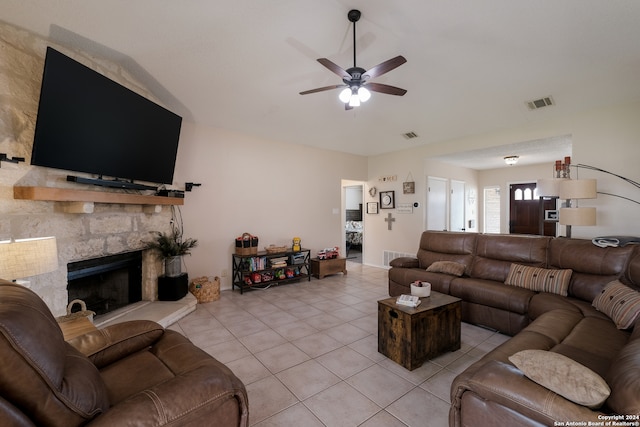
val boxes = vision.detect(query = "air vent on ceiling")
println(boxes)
[526,96,555,111]
[402,131,419,140]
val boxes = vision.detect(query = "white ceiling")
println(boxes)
[3,1,640,163]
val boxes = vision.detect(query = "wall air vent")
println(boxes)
[402,131,419,140]
[526,96,555,110]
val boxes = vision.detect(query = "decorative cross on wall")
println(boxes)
[385,213,396,230]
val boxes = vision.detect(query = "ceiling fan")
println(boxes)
[300,9,407,109]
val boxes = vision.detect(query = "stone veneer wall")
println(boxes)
[0,22,173,316]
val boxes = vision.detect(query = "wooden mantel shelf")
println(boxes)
[14,186,184,206]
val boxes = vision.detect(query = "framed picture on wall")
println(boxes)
[380,191,395,209]
[366,202,379,214]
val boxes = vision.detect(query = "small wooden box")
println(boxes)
[310,257,347,279]
[378,292,461,370]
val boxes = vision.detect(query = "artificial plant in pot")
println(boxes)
[145,227,198,277]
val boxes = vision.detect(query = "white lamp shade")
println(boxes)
[559,179,597,200]
[559,207,596,226]
[0,237,58,281]
[348,94,360,107]
[338,87,351,103]
[536,178,565,197]
[357,87,371,102]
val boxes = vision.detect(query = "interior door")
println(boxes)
[427,177,447,231]
[509,183,556,236]
[450,180,466,232]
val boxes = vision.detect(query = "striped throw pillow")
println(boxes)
[504,264,572,296]
[593,280,640,329]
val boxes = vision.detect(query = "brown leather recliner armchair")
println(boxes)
[0,280,248,426]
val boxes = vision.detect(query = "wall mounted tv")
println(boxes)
[31,47,182,190]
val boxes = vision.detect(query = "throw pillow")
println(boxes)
[508,349,610,409]
[592,280,640,329]
[504,264,572,296]
[426,261,466,277]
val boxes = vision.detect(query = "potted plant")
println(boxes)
[145,227,198,277]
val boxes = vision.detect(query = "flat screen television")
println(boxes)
[31,47,182,188]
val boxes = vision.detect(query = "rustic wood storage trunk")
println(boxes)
[377,291,461,370]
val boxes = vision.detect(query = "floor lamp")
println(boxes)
[558,179,597,238]
[0,237,58,287]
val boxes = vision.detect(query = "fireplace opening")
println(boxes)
[67,251,142,317]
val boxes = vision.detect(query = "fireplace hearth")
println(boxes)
[67,251,142,317]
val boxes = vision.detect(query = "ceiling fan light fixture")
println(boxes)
[338,87,351,103]
[348,92,361,107]
[358,87,371,102]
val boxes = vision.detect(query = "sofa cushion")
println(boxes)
[508,349,610,409]
[426,260,466,277]
[449,278,534,315]
[0,282,109,427]
[548,238,634,302]
[593,280,640,329]
[505,264,572,296]
[605,330,640,416]
[416,231,476,272]
[470,234,550,282]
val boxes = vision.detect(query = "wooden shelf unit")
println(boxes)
[13,186,183,206]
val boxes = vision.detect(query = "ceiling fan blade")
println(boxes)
[317,58,352,80]
[362,55,407,80]
[345,103,353,111]
[365,82,407,96]
[299,84,346,95]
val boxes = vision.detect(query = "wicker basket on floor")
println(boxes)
[189,276,220,303]
[56,299,96,323]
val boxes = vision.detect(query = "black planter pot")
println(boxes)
[158,273,189,301]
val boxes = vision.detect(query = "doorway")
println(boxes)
[509,183,556,236]
[345,185,363,263]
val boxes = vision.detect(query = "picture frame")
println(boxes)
[380,191,395,209]
[366,202,379,214]
[403,181,415,194]
[544,210,559,221]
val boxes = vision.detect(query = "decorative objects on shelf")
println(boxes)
[0,236,58,286]
[292,237,302,252]
[235,233,258,255]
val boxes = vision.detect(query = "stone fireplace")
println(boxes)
[0,20,181,316]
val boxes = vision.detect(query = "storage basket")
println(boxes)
[235,233,258,255]
[56,299,95,323]
[189,276,220,303]
[265,244,288,254]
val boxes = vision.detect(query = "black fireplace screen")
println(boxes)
[67,251,142,316]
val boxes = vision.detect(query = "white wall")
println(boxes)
[173,122,368,289]
[364,100,640,266]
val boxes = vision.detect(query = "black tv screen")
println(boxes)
[31,47,182,186]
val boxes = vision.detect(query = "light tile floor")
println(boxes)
[167,262,509,427]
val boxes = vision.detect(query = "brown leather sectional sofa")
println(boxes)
[388,231,640,426]
[0,280,248,426]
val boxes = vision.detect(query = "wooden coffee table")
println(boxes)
[378,291,461,370]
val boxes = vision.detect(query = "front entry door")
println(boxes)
[509,183,555,236]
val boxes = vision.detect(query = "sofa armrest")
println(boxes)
[389,257,419,268]
[452,360,604,426]
[68,320,164,368]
